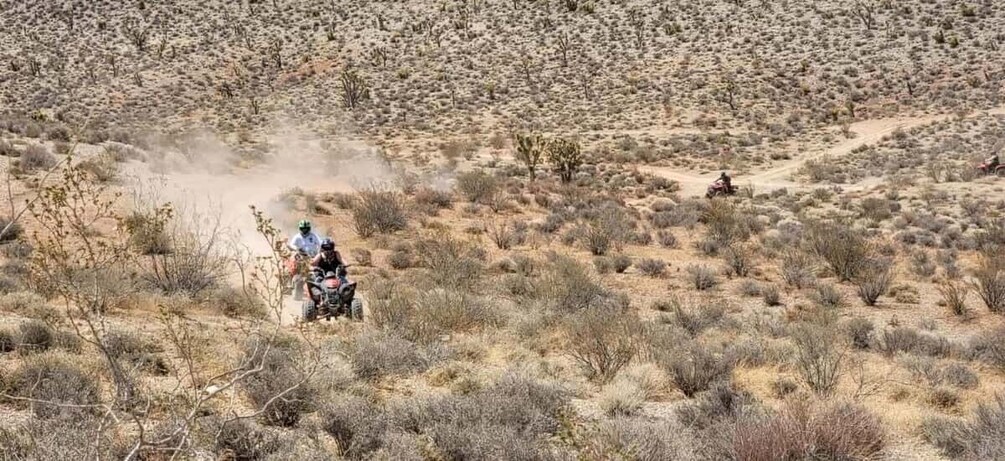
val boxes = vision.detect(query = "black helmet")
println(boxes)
[321,238,335,251]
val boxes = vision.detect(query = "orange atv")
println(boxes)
[286,252,312,300]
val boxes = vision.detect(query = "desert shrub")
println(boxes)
[971,254,1005,313]
[930,387,961,409]
[350,248,372,266]
[780,250,816,288]
[664,343,734,397]
[722,245,754,278]
[0,328,15,352]
[598,379,646,416]
[412,237,483,290]
[542,256,620,312]
[761,285,782,306]
[455,170,499,204]
[349,330,433,380]
[413,186,454,212]
[0,139,17,156]
[46,124,71,142]
[319,396,387,458]
[656,229,678,248]
[855,258,895,306]
[879,327,951,358]
[845,318,874,349]
[637,258,667,277]
[415,289,501,336]
[676,382,752,433]
[669,297,725,336]
[103,330,169,375]
[702,199,756,247]
[0,217,23,242]
[387,249,412,269]
[7,353,101,419]
[240,339,314,427]
[565,307,641,383]
[805,220,869,281]
[687,264,719,290]
[78,153,118,182]
[17,320,52,353]
[939,281,971,317]
[595,417,699,460]
[352,189,408,238]
[924,394,1005,460]
[791,323,845,394]
[772,378,799,398]
[966,326,1005,369]
[139,224,228,297]
[942,363,979,389]
[610,254,632,273]
[910,250,937,278]
[811,283,845,308]
[214,419,281,460]
[19,144,57,171]
[734,402,884,461]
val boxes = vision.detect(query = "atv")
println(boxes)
[302,266,363,323]
[285,252,312,301]
[977,161,1005,177]
[706,179,737,198]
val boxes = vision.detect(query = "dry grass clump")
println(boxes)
[923,394,1005,460]
[734,401,885,461]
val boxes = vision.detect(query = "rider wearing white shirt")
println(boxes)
[288,219,322,257]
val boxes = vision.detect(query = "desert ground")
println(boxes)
[1,0,1005,460]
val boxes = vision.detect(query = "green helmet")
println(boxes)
[298,219,312,233]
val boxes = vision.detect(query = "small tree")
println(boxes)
[340,70,370,110]
[548,138,582,183]
[513,133,545,180]
[792,323,845,394]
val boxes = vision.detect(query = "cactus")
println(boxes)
[514,133,545,181]
[548,138,582,184]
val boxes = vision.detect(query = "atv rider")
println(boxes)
[288,219,322,258]
[310,238,348,285]
[718,171,733,193]
[287,220,322,299]
[988,153,1001,171]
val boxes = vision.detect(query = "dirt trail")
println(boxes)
[641,107,1005,197]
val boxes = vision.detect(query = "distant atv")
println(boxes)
[977,161,1005,177]
[706,180,737,198]
[302,266,363,323]
[285,252,312,301]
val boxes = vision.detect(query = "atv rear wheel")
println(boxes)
[350,298,363,321]
[302,300,317,322]
[996,168,1005,178]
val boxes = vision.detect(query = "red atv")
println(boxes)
[977,161,1005,177]
[706,179,737,198]
[301,266,363,323]
[286,252,312,301]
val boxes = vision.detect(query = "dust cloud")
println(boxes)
[120,125,398,253]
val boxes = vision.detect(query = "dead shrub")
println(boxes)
[669,296,725,336]
[19,144,57,172]
[412,237,483,290]
[7,353,101,419]
[811,283,845,308]
[939,280,971,317]
[879,327,952,358]
[349,330,435,380]
[565,307,641,383]
[805,220,869,281]
[637,258,667,277]
[780,250,816,288]
[722,245,755,278]
[971,254,1005,314]
[687,264,719,290]
[240,339,314,427]
[352,189,408,238]
[734,401,884,461]
[761,285,782,306]
[656,229,678,248]
[854,258,895,306]
[791,323,845,394]
[664,343,734,397]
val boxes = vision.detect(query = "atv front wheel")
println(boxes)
[302,300,317,322]
[996,168,1005,178]
[350,298,363,321]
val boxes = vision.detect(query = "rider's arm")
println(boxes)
[287,235,300,252]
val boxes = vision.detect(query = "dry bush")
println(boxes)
[879,327,952,358]
[845,318,874,350]
[701,199,756,248]
[0,328,15,352]
[352,189,408,238]
[656,229,678,248]
[541,255,622,312]
[966,326,1005,370]
[971,253,1005,314]
[675,382,752,430]
[761,284,782,306]
[598,379,646,417]
[19,144,56,171]
[240,339,314,427]
[734,401,884,461]
[854,258,895,306]
[595,417,701,460]
[939,280,971,317]
[6,353,101,419]
[455,170,499,204]
[214,419,282,460]
[942,363,979,390]
[0,217,24,243]
[17,319,52,352]
[78,153,119,183]
[0,417,117,459]
[140,220,229,297]
[669,296,725,336]
[636,258,667,277]
[565,306,641,383]
[811,283,845,309]
[805,220,869,281]
[687,264,719,290]
[722,245,755,278]
[923,394,1005,460]
[413,186,454,213]
[412,237,483,290]
[349,330,435,380]
[791,323,845,394]
[780,250,815,288]
[664,343,734,398]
